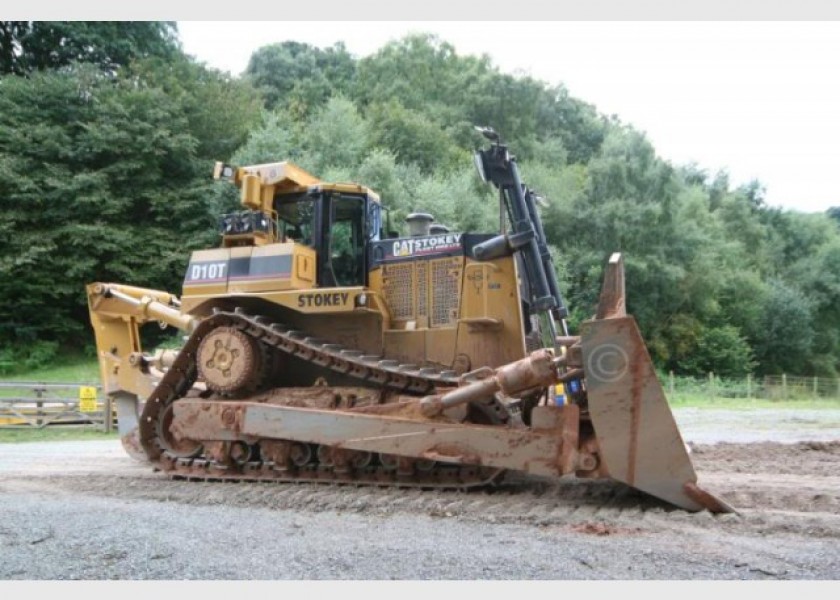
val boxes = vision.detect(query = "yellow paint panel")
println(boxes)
[384,329,426,366]
[455,256,527,369]
[294,246,317,287]
[240,174,262,209]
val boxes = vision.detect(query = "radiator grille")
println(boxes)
[431,258,461,327]
[416,261,428,319]
[382,263,414,320]
[382,258,462,326]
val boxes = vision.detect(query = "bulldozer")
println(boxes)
[86,128,732,513]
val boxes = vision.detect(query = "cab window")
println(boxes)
[330,195,365,286]
[276,193,316,246]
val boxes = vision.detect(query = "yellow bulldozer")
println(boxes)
[86,128,732,513]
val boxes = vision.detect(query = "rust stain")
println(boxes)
[221,407,236,426]
[683,482,736,514]
[558,403,580,475]
[120,429,147,461]
[627,332,644,486]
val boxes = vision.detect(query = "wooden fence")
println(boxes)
[664,372,840,400]
[0,382,114,431]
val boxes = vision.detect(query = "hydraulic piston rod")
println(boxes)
[420,349,559,416]
[92,284,198,333]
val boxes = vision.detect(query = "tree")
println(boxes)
[677,325,756,378]
[355,34,463,113]
[127,55,262,161]
[0,21,179,75]
[366,100,463,172]
[751,280,815,374]
[245,41,355,113]
[232,110,302,166]
[0,56,259,360]
[354,34,606,164]
[4,26,836,378]
[300,96,369,172]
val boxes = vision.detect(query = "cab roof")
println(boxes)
[238,161,381,204]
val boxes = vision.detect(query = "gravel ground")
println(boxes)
[673,408,840,444]
[0,408,839,580]
[0,488,763,580]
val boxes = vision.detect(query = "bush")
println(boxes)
[677,325,756,378]
[0,340,60,375]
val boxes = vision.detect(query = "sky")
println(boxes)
[178,21,840,213]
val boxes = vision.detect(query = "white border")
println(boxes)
[4,0,840,21]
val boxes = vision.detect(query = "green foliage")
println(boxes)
[752,280,815,374]
[127,55,262,160]
[0,346,95,380]
[0,37,258,354]
[304,96,369,172]
[677,325,756,377]
[232,110,303,165]
[366,100,463,172]
[0,341,60,375]
[0,65,205,330]
[412,168,496,233]
[0,21,179,75]
[245,41,355,114]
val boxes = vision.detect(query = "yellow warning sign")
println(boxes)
[79,386,98,413]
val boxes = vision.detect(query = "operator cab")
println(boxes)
[213,160,382,288]
[274,187,382,287]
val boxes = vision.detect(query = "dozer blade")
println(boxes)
[581,317,732,511]
[580,253,734,513]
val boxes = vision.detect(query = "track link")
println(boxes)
[138,309,504,489]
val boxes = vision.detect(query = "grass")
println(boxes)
[666,392,840,410]
[0,357,100,399]
[0,357,109,437]
[0,357,100,384]
[0,427,119,444]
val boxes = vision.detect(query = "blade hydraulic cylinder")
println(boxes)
[473,139,569,339]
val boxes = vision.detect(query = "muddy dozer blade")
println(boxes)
[580,316,734,513]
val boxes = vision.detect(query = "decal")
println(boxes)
[298,292,350,308]
[185,261,228,283]
[391,233,463,258]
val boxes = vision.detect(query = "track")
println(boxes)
[138,308,509,489]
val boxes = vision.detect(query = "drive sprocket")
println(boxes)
[197,326,262,394]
